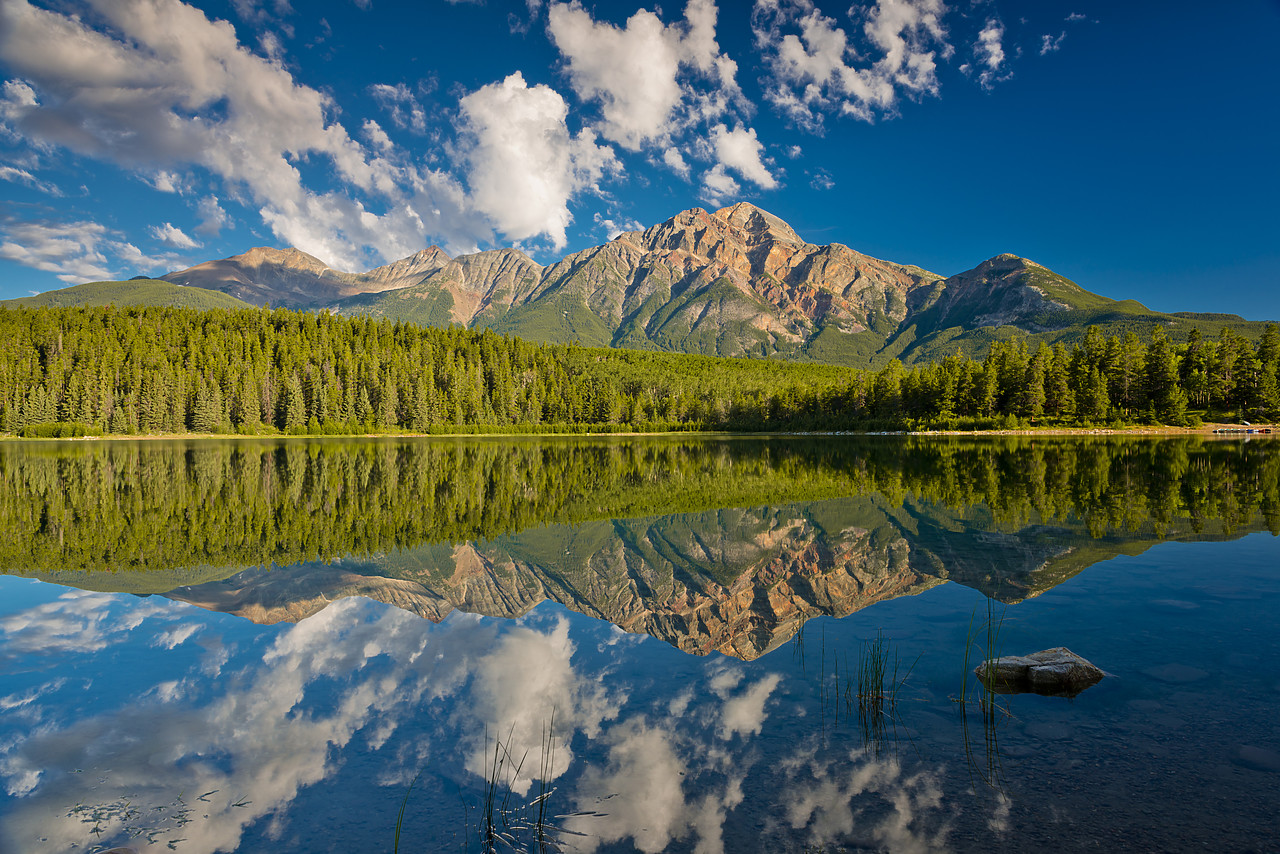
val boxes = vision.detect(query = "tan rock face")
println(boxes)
[419,249,544,324]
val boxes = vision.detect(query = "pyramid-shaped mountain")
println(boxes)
[158,203,1264,367]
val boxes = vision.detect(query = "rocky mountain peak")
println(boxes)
[363,246,452,285]
[970,254,1044,276]
[714,202,803,245]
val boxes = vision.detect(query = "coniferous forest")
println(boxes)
[1,305,1278,437]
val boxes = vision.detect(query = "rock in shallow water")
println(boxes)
[975,647,1105,697]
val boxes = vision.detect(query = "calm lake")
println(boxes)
[1,435,1278,853]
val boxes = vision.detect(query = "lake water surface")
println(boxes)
[1,435,1278,852]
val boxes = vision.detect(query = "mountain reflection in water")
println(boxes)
[3,435,1277,658]
[1,435,1278,852]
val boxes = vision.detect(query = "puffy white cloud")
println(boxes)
[148,169,186,193]
[563,675,775,852]
[699,123,776,205]
[710,123,777,189]
[718,673,780,739]
[700,164,740,206]
[567,718,691,852]
[779,744,951,850]
[0,0,492,270]
[149,222,202,250]
[462,617,622,795]
[663,146,692,179]
[362,119,394,152]
[547,0,741,150]
[458,71,618,251]
[753,0,950,128]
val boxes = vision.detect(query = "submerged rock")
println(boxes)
[974,647,1104,697]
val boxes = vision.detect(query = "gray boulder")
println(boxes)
[974,647,1104,697]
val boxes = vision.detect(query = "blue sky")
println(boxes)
[0,0,1277,319]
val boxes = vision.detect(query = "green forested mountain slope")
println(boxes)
[0,279,254,311]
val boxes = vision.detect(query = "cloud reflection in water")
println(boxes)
[0,584,961,853]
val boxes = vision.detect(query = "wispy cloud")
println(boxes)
[1041,32,1066,55]
[149,222,202,250]
[973,18,1006,89]
[369,82,427,134]
[0,217,183,283]
[0,163,60,195]
[194,195,230,237]
[0,219,115,283]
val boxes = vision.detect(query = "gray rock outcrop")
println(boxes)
[974,647,1104,697]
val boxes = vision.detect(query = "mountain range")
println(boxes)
[9,203,1269,367]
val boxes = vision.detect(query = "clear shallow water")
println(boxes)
[1,436,1279,852]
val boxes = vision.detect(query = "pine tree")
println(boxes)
[281,373,306,430]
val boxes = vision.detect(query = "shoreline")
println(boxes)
[1,423,1275,442]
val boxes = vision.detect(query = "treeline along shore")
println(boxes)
[1,305,1278,437]
[4,436,1278,579]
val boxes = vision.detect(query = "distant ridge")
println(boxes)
[160,245,450,307]
[24,203,1271,368]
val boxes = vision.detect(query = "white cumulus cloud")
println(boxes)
[547,0,742,151]
[457,71,618,251]
[700,164,740,207]
[0,0,489,270]
[753,0,951,129]
[663,146,692,179]
[710,123,777,189]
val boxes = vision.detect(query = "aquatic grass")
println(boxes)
[394,714,596,854]
[957,598,1010,790]
[851,630,918,750]
[804,625,919,747]
[792,613,809,671]
[392,770,423,854]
